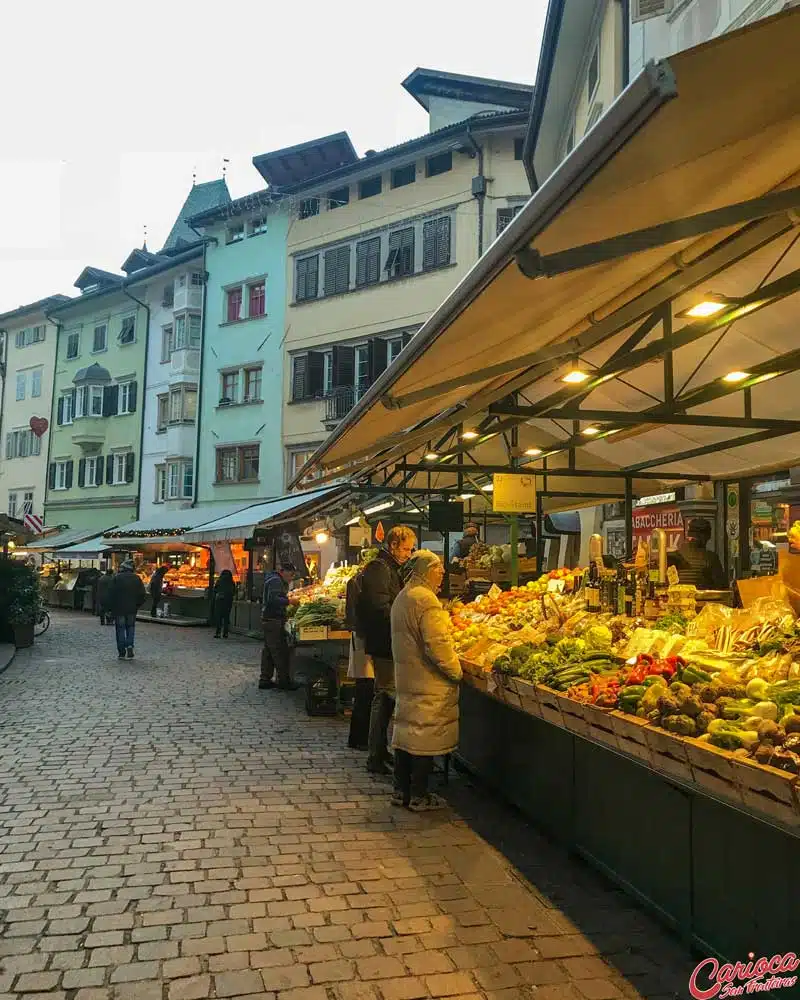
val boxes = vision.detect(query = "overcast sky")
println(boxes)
[0,1,546,316]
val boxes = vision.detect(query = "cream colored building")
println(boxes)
[0,295,70,525]
[263,69,533,487]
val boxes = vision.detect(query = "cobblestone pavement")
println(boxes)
[0,613,692,1000]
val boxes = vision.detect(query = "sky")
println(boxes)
[0,1,547,316]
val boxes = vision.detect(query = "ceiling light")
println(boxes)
[363,500,395,516]
[722,370,751,383]
[582,426,601,436]
[561,369,590,384]
[424,452,439,461]
[677,293,736,320]
[604,428,621,436]
[524,447,543,456]
[314,531,329,545]
[753,372,778,383]
[481,483,494,492]
[345,515,361,526]
[461,430,479,440]
[459,493,476,500]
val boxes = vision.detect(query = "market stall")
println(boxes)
[25,527,112,609]
[288,10,800,960]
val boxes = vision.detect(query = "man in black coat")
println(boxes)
[96,569,114,625]
[259,562,298,690]
[356,525,416,774]
[109,560,147,659]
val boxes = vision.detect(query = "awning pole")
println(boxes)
[625,477,634,561]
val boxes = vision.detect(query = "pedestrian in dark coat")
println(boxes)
[355,525,416,774]
[149,565,169,617]
[96,569,114,625]
[213,570,235,638]
[259,563,298,690]
[109,560,147,659]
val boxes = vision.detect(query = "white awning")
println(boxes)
[183,487,348,543]
[56,537,112,558]
[27,526,113,552]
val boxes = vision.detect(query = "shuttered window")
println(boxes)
[295,255,319,302]
[422,216,451,271]
[386,227,414,278]
[324,245,351,296]
[355,237,381,287]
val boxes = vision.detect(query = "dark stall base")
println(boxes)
[457,682,800,964]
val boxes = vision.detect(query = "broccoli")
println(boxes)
[493,654,512,674]
[662,714,698,737]
[679,694,704,718]
[695,711,715,734]
[657,693,681,717]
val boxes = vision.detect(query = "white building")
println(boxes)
[0,295,70,526]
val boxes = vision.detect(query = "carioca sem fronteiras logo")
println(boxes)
[689,953,799,998]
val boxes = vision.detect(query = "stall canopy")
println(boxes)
[26,526,112,552]
[183,487,349,544]
[293,10,800,510]
[101,505,251,547]
[56,537,112,559]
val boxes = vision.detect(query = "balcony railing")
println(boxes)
[324,383,368,426]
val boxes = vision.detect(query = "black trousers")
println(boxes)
[214,601,232,636]
[150,592,161,617]
[393,750,433,805]
[348,678,374,749]
[260,619,290,686]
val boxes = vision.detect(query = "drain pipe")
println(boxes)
[464,125,486,257]
[187,225,215,508]
[42,313,63,523]
[121,286,150,519]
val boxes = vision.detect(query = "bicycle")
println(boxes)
[34,607,50,637]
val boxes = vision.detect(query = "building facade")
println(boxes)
[190,192,289,509]
[0,295,70,526]
[269,70,532,488]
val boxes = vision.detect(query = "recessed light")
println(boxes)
[561,369,590,384]
[461,430,479,440]
[582,426,601,436]
[524,447,543,456]
[722,371,751,383]
[424,452,439,461]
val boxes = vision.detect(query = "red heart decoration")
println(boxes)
[29,416,49,438]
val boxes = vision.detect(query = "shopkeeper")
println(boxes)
[671,517,726,590]
[258,562,299,691]
[451,523,480,560]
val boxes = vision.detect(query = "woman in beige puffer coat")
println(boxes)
[390,550,462,811]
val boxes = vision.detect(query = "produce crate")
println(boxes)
[644,726,694,783]
[731,756,799,827]
[684,741,743,805]
[610,712,650,764]
[462,669,488,695]
[535,685,564,728]
[466,568,491,581]
[496,674,522,710]
[581,703,622,752]
[491,566,512,584]
[518,557,537,574]
[557,694,590,738]
[511,677,542,719]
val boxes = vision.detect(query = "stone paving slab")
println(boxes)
[0,613,693,1000]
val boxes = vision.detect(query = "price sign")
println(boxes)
[492,474,536,514]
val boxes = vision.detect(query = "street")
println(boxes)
[0,613,691,1000]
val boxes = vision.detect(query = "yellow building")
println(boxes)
[258,69,533,487]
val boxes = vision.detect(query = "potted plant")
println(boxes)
[7,570,43,649]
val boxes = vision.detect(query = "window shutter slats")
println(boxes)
[125,453,135,484]
[296,255,319,302]
[57,397,64,426]
[423,216,451,270]
[355,238,380,287]
[307,351,325,398]
[106,455,115,483]
[65,460,74,490]
[324,246,350,296]
[129,382,137,413]
[292,355,308,401]
[331,345,355,389]
[367,339,388,385]
[96,455,104,486]
[78,458,86,488]
[48,463,56,490]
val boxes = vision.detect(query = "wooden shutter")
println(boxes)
[103,385,119,417]
[423,217,451,270]
[331,345,356,389]
[5,434,12,459]
[96,455,104,485]
[355,238,380,287]
[324,246,350,296]
[65,460,74,489]
[129,382,137,413]
[57,397,64,426]
[387,227,414,277]
[106,455,114,484]
[307,351,325,398]
[125,452,135,484]
[78,458,86,488]
[292,355,308,401]
[48,463,56,490]
[296,255,319,301]
[367,339,388,385]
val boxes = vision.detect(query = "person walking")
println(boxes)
[390,550,462,811]
[345,564,373,750]
[213,569,235,638]
[109,560,147,659]
[96,568,114,625]
[258,562,298,690]
[149,565,170,618]
[357,524,416,774]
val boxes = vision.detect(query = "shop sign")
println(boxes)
[632,505,684,551]
[492,473,536,514]
[633,492,675,508]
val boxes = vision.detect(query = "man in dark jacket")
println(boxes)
[450,522,480,561]
[672,518,726,590]
[356,525,416,774]
[259,562,298,690]
[109,560,147,659]
[149,565,170,617]
[96,569,114,625]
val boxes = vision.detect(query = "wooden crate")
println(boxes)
[685,741,743,805]
[491,566,512,583]
[535,685,564,728]
[611,712,651,764]
[497,675,522,710]
[327,630,352,641]
[732,757,800,827]
[511,677,542,719]
[557,694,590,738]
[463,670,488,694]
[644,726,694,783]
[582,703,622,752]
